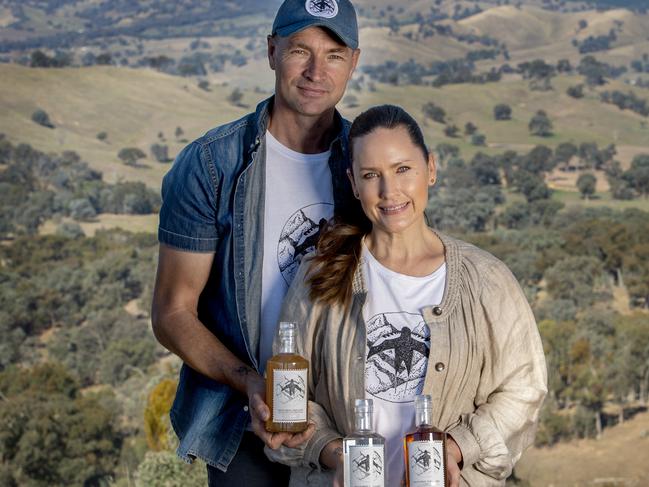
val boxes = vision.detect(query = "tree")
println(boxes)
[567,84,584,99]
[444,124,459,138]
[434,143,460,163]
[0,364,122,486]
[31,109,54,128]
[150,143,170,163]
[493,103,512,120]
[471,133,486,146]
[464,122,478,135]
[555,142,578,165]
[118,147,146,166]
[144,378,178,451]
[545,256,608,308]
[135,451,207,487]
[422,102,446,124]
[227,87,244,107]
[528,110,553,137]
[623,154,649,198]
[343,94,359,108]
[577,173,597,199]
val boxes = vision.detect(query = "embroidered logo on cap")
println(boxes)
[305,0,338,19]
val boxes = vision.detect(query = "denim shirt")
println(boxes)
[157,96,354,471]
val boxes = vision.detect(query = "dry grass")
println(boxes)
[39,214,158,237]
[517,410,649,486]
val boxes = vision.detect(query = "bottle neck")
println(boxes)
[279,335,295,354]
[415,406,433,428]
[355,410,373,433]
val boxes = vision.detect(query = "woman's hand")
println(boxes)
[446,435,463,487]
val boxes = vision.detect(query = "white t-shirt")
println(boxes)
[259,130,333,373]
[361,242,446,487]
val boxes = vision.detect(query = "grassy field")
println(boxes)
[1,63,648,192]
[40,214,159,237]
[0,63,251,188]
[343,76,649,163]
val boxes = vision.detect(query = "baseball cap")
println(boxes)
[272,0,359,49]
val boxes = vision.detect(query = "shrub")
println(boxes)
[118,147,146,166]
[444,124,459,138]
[31,109,54,128]
[528,110,553,137]
[493,103,512,120]
[96,131,108,141]
[471,133,486,146]
[150,143,170,163]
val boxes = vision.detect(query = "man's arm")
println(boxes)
[151,244,313,448]
[152,244,253,392]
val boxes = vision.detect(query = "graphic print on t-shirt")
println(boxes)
[366,311,430,403]
[277,203,333,284]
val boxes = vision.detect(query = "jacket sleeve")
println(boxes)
[447,258,548,480]
[264,257,343,469]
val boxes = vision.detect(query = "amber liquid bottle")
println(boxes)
[265,322,309,433]
[404,394,448,487]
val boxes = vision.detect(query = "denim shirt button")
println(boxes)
[433,306,443,316]
[243,405,249,412]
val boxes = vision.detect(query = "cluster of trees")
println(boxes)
[360,52,504,88]
[0,139,160,238]
[574,30,617,54]
[577,55,627,86]
[1,0,274,53]
[461,204,649,443]
[631,54,649,73]
[600,90,649,117]
[0,229,159,376]
[0,364,123,486]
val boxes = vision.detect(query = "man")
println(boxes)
[151,0,361,485]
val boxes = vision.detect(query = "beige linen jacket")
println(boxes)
[266,232,547,486]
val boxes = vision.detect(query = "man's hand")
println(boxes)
[246,372,315,450]
[446,436,463,487]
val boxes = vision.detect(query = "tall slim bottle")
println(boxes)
[265,321,309,433]
[404,394,448,487]
[343,399,386,487]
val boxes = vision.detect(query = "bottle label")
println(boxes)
[272,369,307,423]
[347,445,385,487]
[407,440,445,486]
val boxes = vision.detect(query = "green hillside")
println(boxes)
[0,63,250,188]
[2,63,648,194]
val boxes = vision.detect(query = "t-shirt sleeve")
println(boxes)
[158,141,219,252]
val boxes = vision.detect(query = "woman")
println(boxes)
[267,105,547,486]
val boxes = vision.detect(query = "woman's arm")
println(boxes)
[448,259,548,480]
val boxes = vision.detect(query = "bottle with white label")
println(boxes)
[265,322,309,433]
[404,394,448,487]
[343,399,386,487]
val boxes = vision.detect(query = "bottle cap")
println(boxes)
[415,394,432,409]
[354,398,373,413]
[278,321,296,335]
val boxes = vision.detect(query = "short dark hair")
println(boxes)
[349,104,429,162]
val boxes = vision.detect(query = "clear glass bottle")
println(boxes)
[343,399,386,487]
[404,394,448,487]
[265,322,309,433]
